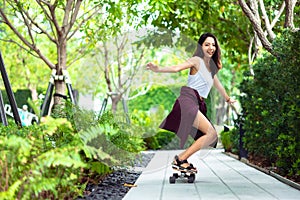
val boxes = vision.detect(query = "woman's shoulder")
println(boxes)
[189,56,204,69]
[187,56,203,65]
[189,56,202,61]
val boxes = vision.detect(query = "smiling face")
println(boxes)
[201,37,216,59]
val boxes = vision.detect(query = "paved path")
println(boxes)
[123,149,300,200]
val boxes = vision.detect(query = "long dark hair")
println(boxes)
[193,33,222,77]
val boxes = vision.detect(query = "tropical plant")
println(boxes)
[0,121,88,199]
[0,101,146,198]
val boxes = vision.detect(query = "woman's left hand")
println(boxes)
[146,62,159,72]
[226,97,236,104]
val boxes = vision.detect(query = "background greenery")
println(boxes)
[222,31,299,180]
[0,0,299,198]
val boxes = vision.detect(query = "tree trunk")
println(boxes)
[111,95,122,113]
[238,0,277,57]
[54,81,66,105]
[284,0,296,29]
[53,36,68,105]
[29,86,38,101]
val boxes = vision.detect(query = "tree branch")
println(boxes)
[67,6,102,40]
[0,7,55,68]
[126,84,152,101]
[47,1,61,37]
[15,0,56,43]
[259,0,276,40]
[116,36,127,90]
[238,0,277,56]
[66,0,82,34]
[102,43,113,93]
[0,38,40,59]
[270,1,285,28]
[35,0,57,42]
[122,47,146,91]
[63,0,73,29]
[17,5,36,45]
[284,0,296,29]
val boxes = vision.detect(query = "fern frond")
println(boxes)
[0,180,22,200]
[79,124,138,167]
[35,146,86,169]
[79,125,119,165]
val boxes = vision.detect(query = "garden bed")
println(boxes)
[77,152,155,200]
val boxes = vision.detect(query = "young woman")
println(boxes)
[146,32,235,173]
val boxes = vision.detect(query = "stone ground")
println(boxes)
[77,152,154,200]
[123,149,300,200]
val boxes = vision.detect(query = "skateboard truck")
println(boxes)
[169,171,196,184]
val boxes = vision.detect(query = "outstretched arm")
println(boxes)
[146,57,198,73]
[213,75,236,104]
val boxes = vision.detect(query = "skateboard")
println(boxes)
[169,170,196,184]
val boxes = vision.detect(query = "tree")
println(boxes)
[0,29,51,101]
[94,33,149,113]
[238,0,299,59]
[134,0,249,124]
[0,0,127,108]
[139,0,251,67]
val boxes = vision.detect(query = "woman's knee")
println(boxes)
[209,127,218,140]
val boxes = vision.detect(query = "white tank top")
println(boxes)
[187,58,214,98]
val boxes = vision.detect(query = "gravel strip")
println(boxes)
[77,152,155,200]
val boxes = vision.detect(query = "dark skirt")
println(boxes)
[159,86,208,148]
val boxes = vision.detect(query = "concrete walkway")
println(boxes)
[123,149,300,200]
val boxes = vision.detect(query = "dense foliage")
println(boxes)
[0,120,88,199]
[140,0,251,67]
[0,104,145,199]
[239,30,300,178]
[128,85,179,112]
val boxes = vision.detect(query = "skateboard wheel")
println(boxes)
[188,174,195,183]
[173,173,179,178]
[169,176,176,184]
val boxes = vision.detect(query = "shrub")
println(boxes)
[220,124,240,154]
[0,103,146,199]
[220,129,235,152]
[128,85,179,112]
[129,105,178,150]
[240,30,300,177]
[0,121,87,199]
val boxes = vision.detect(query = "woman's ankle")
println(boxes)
[178,153,189,161]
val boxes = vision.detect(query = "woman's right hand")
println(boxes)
[146,62,159,72]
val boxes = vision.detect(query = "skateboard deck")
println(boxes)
[169,169,196,184]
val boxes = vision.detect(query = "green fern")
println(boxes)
[79,124,139,167]
[0,119,88,199]
[35,146,87,168]
[0,180,22,200]
[79,124,119,165]
[0,107,146,199]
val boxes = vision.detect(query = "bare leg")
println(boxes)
[177,110,217,163]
